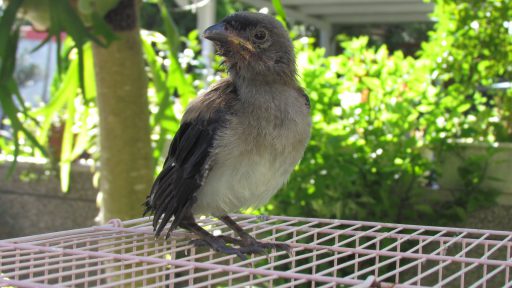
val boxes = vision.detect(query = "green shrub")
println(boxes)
[262,33,501,224]
[263,0,511,224]
[263,37,444,223]
[421,0,512,143]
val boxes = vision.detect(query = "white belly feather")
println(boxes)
[192,85,311,216]
[192,147,298,216]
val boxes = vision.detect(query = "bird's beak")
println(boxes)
[203,23,228,43]
[203,23,255,53]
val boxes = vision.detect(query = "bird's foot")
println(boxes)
[238,235,292,255]
[189,236,248,259]
[190,234,291,258]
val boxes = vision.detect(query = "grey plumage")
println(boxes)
[145,12,311,256]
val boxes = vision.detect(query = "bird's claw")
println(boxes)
[188,236,290,259]
[218,235,290,254]
[241,239,292,257]
[189,238,247,260]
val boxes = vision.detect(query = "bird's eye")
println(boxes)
[253,29,268,42]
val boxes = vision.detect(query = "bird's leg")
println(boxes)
[219,215,291,253]
[179,213,247,259]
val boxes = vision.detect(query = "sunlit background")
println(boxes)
[0,0,511,239]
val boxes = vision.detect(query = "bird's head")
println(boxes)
[203,12,295,82]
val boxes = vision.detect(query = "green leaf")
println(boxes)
[0,0,24,58]
[417,104,434,113]
[155,0,196,107]
[89,11,118,46]
[362,77,381,91]
[168,53,196,107]
[34,57,79,147]
[456,103,471,113]
[0,1,48,163]
[0,3,23,84]
[0,89,20,177]
[0,86,48,157]
[141,34,178,166]
[271,0,288,29]
[82,44,97,101]
[157,0,181,55]
[59,88,78,193]
[70,104,90,160]
[39,3,115,99]
[59,161,71,193]
[141,35,171,105]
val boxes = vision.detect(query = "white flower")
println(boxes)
[436,116,446,127]
[339,92,362,108]
[489,116,500,123]
[183,48,194,57]
[470,20,480,31]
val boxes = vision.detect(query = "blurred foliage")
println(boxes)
[0,0,508,225]
[421,0,512,143]
[335,23,433,57]
[272,37,437,222]
[0,0,216,192]
[0,0,114,182]
[263,36,497,225]
[140,0,248,45]
[265,0,510,224]
[0,0,48,176]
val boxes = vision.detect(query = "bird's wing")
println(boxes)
[145,79,236,237]
[297,87,311,109]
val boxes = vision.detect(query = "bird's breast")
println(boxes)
[192,87,311,216]
[230,87,311,151]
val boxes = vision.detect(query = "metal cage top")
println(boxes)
[1,214,512,287]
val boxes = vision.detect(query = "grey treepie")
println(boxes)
[144,12,311,257]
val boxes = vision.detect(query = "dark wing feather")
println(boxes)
[298,88,310,109]
[144,79,236,238]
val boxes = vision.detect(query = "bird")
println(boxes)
[144,11,311,257]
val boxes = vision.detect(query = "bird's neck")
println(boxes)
[231,74,300,114]
[231,70,297,92]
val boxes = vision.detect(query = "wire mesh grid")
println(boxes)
[1,214,511,287]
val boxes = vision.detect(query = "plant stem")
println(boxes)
[92,0,152,222]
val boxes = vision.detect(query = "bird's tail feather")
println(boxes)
[143,163,200,238]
